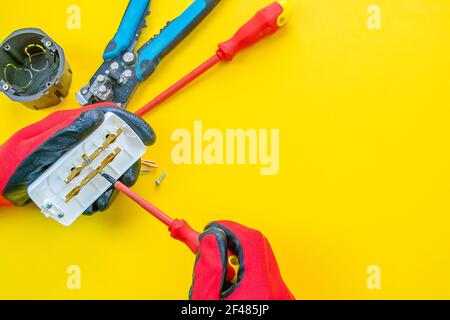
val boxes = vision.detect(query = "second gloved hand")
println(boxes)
[0,103,155,214]
[190,221,294,300]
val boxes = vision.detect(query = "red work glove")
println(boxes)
[190,221,294,300]
[0,103,155,213]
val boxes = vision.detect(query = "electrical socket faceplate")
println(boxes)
[27,112,147,226]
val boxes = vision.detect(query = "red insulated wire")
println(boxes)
[134,54,220,117]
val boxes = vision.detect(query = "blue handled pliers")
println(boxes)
[76,0,220,107]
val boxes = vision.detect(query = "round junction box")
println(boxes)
[0,28,72,109]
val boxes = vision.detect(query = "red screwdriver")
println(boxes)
[135,1,290,117]
[100,172,239,283]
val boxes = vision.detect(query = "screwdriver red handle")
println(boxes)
[217,1,287,61]
[134,1,289,117]
[169,219,201,254]
[169,219,238,282]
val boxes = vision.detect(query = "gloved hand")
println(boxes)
[0,103,155,214]
[190,221,294,300]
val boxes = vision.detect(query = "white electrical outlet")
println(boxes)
[27,112,147,226]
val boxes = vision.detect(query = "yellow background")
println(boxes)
[1,0,450,299]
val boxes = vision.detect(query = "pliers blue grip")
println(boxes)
[76,0,220,107]
[136,0,218,81]
[103,0,150,60]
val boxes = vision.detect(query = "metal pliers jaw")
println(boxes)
[76,0,220,107]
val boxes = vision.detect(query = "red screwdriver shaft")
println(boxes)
[134,1,289,117]
[114,179,174,227]
[101,173,200,254]
[135,55,220,117]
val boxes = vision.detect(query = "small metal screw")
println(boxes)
[99,85,107,93]
[45,41,52,47]
[82,89,88,95]
[155,171,167,186]
[2,84,9,91]
[110,62,119,70]
[44,201,53,210]
[122,69,133,78]
[57,213,64,219]
[123,52,135,65]
[97,75,106,83]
